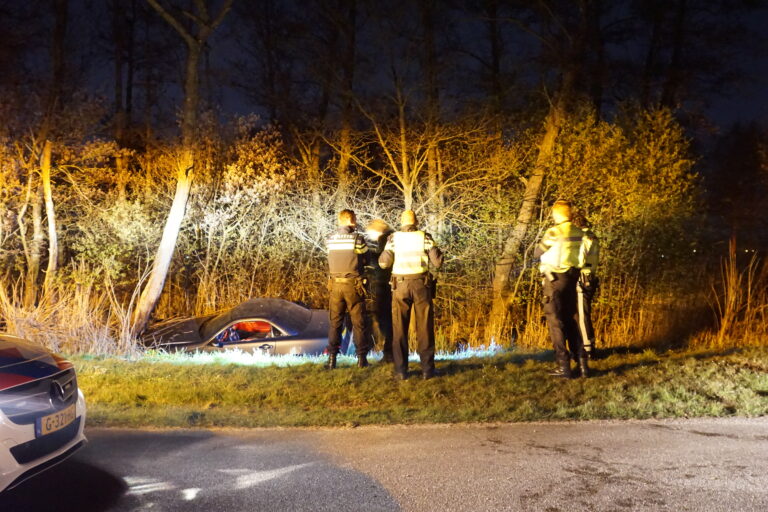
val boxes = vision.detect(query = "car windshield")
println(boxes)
[199,299,312,342]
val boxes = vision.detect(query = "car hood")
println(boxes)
[0,335,67,391]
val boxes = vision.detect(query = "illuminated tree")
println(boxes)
[490,1,596,318]
[131,0,234,336]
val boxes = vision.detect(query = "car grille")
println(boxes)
[9,416,82,464]
[0,368,78,425]
[5,440,86,491]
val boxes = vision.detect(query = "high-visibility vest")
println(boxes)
[579,229,600,275]
[538,221,584,273]
[390,230,432,275]
[326,227,367,277]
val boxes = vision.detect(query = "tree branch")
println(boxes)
[145,0,196,47]
[209,0,234,33]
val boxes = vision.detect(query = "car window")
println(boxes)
[234,321,272,336]
[213,319,286,345]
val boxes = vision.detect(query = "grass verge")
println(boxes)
[74,347,768,428]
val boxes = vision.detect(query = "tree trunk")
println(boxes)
[394,84,413,210]
[485,0,504,136]
[421,0,441,232]
[41,141,58,295]
[38,0,68,142]
[181,45,201,147]
[336,0,356,204]
[661,0,686,109]
[112,0,129,199]
[587,0,605,118]
[489,0,589,333]
[130,39,199,336]
[426,144,438,230]
[126,0,136,121]
[24,183,44,309]
[133,0,233,335]
[113,0,126,142]
[640,4,662,107]
[131,155,193,335]
[142,8,155,143]
[337,120,352,203]
[491,110,560,296]
[489,60,577,330]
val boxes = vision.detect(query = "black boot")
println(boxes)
[357,354,369,368]
[548,358,572,379]
[578,356,590,378]
[325,353,337,370]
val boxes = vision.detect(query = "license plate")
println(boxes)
[36,404,76,437]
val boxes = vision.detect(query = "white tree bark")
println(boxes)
[41,141,58,296]
[131,155,193,335]
[131,0,233,336]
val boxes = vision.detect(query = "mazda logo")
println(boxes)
[49,381,66,406]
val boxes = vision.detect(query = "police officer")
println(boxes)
[379,210,443,380]
[364,219,394,363]
[326,209,369,369]
[572,211,600,360]
[534,200,589,378]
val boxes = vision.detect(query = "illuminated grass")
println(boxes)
[74,347,768,428]
[135,344,505,367]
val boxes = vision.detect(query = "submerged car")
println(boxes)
[0,334,87,493]
[143,298,335,356]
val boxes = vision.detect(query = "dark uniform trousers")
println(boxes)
[391,276,434,374]
[542,267,584,363]
[366,283,393,358]
[328,281,367,356]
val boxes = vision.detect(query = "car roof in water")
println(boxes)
[200,298,312,340]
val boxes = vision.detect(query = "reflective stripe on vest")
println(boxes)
[392,231,429,275]
[326,231,367,277]
[539,222,584,273]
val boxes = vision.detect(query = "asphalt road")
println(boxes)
[2,418,767,511]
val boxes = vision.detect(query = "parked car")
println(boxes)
[142,298,337,356]
[0,334,87,493]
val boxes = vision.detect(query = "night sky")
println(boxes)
[2,0,766,135]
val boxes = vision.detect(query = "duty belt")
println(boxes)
[392,273,425,282]
[331,277,359,284]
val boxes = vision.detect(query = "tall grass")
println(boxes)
[437,269,714,354]
[0,276,139,356]
[1,249,766,356]
[703,240,768,348]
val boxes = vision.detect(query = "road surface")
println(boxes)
[2,418,767,511]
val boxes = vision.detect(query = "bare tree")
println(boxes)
[16,153,44,310]
[38,0,69,142]
[632,0,763,112]
[336,1,357,201]
[420,0,443,232]
[132,0,234,336]
[490,0,594,324]
[41,141,57,295]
